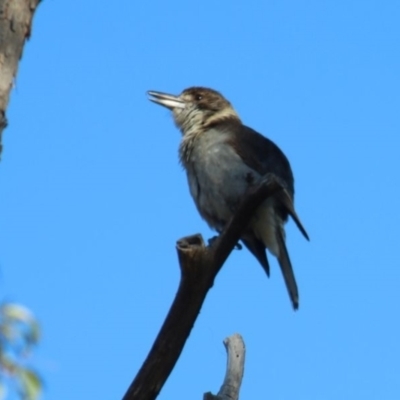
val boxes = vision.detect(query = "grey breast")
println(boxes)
[185,128,261,230]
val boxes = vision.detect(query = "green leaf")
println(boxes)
[19,368,42,400]
[0,303,40,345]
[0,382,7,400]
[1,304,33,323]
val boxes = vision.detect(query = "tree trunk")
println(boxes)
[0,0,41,157]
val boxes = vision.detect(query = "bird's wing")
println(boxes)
[225,123,295,196]
[224,121,309,239]
[241,233,271,276]
[275,187,309,241]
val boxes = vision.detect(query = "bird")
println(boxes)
[147,87,309,310]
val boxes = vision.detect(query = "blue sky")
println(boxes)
[1,0,399,399]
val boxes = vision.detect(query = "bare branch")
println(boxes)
[204,334,246,400]
[0,0,41,157]
[123,174,283,400]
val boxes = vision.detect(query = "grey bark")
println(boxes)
[0,0,41,157]
[204,334,246,400]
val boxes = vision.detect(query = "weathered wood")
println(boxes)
[204,334,246,400]
[0,0,41,157]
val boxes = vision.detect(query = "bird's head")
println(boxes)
[147,87,240,136]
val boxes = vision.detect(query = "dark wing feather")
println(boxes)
[225,123,295,197]
[241,234,270,276]
[222,120,309,238]
[275,188,310,241]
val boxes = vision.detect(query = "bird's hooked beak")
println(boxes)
[147,90,186,110]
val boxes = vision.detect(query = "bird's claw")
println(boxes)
[208,236,242,250]
[207,236,219,247]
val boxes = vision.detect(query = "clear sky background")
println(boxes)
[1,1,399,399]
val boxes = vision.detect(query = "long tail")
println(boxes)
[251,201,300,309]
[276,228,299,310]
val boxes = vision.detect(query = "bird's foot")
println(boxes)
[235,242,243,250]
[207,236,219,247]
[207,236,242,250]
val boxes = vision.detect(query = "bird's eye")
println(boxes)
[195,94,203,101]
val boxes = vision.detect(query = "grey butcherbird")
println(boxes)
[147,87,309,310]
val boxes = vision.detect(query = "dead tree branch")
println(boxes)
[204,333,246,400]
[123,174,284,400]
